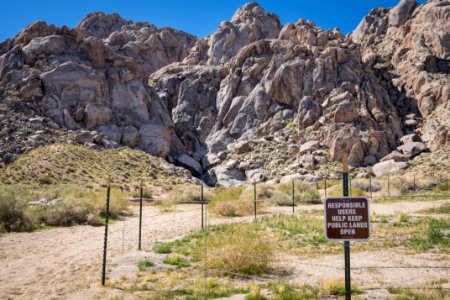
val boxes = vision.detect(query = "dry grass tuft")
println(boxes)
[206,227,272,275]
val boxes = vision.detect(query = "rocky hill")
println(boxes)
[0,1,449,186]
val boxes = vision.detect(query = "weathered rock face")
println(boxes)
[373,159,409,176]
[351,0,450,150]
[1,1,449,184]
[0,12,196,170]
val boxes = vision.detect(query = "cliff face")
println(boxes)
[351,0,450,150]
[0,1,449,186]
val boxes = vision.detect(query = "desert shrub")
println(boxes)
[157,199,176,212]
[166,184,213,203]
[328,184,367,197]
[98,188,130,219]
[211,200,259,217]
[211,187,243,202]
[38,175,53,185]
[435,181,450,192]
[0,184,130,231]
[277,182,321,204]
[351,180,382,192]
[209,186,264,216]
[269,190,292,206]
[0,186,35,232]
[388,177,424,195]
[41,200,94,226]
[299,188,321,203]
[420,179,439,190]
[206,227,272,275]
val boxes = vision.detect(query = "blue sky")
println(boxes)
[0,0,426,41]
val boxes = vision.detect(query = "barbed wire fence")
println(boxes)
[100,175,450,297]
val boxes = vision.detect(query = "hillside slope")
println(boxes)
[0,143,192,194]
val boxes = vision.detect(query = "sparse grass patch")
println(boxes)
[386,286,447,300]
[153,242,173,254]
[404,217,450,252]
[137,259,154,271]
[322,278,362,296]
[419,202,450,214]
[268,281,322,299]
[163,253,190,268]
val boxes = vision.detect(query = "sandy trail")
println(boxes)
[0,200,448,299]
[0,204,253,300]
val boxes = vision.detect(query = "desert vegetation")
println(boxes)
[207,183,321,217]
[0,184,129,233]
[102,210,449,299]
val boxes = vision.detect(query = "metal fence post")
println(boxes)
[201,182,204,229]
[388,174,390,197]
[324,178,327,198]
[102,176,111,286]
[138,180,143,251]
[349,175,352,196]
[413,175,416,194]
[253,181,257,220]
[292,180,295,213]
[369,176,373,200]
[342,154,351,300]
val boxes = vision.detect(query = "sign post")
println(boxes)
[324,154,370,300]
[138,180,143,251]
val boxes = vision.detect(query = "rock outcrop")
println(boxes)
[1,1,449,183]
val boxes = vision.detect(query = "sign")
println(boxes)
[324,197,370,240]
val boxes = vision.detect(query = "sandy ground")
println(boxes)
[0,200,448,300]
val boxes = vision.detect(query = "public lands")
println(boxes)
[0,0,449,299]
